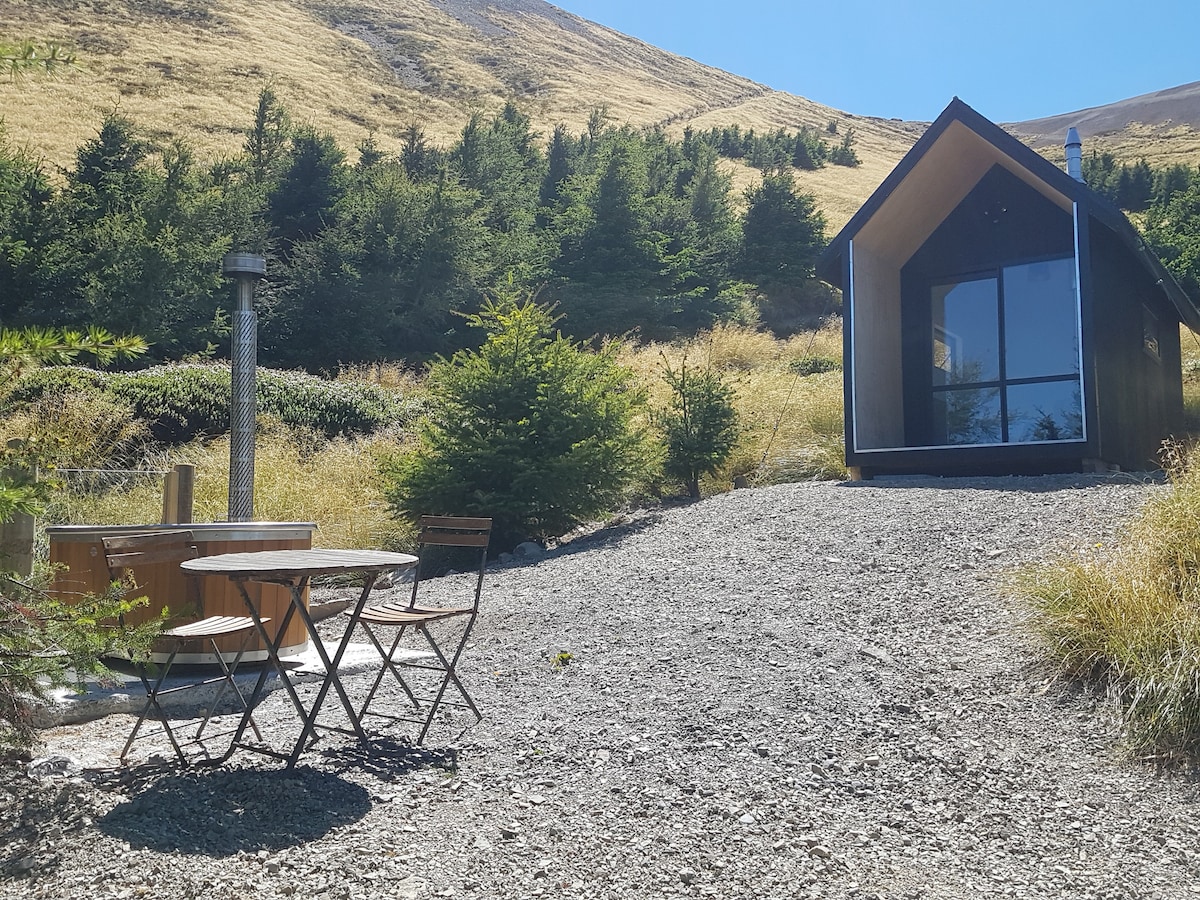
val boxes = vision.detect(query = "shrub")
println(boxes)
[1020,442,1200,758]
[656,355,739,498]
[9,364,416,444]
[383,297,653,549]
[0,573,163,751]
[0,387,149,471]
[788,356,841,376]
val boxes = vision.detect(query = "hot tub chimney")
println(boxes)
[221,252,266,523]
[1065,127,1084,182]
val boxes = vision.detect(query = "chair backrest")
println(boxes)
[103,530,202,614]
[411,516,492,611]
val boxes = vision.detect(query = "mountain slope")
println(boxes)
[0,0,919,228]
[1010,81,1200,171]
[1,0,1196,232]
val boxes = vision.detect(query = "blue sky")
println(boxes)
[550,1,1199,123]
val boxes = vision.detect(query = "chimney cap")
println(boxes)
[1064,126,1082,148]
[222,252,267,278]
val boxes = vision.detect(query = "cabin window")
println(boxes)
[929,256,1082,445]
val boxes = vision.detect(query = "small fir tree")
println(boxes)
[384,295,652,548]
[0,327,155,751]
[656,355,739,499]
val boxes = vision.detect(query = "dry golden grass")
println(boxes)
[336,361,426,394]
[1181,324,1200,431]
[50,425,413,551]
[0,388,149,470]
[622,321,848,491]
[1020,441,1200,757]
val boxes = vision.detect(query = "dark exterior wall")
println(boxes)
[898,165,1075,449]
[1088,221,1184,470]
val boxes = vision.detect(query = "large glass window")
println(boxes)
[930,257,1082,446]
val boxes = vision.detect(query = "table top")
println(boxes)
[181,548,417,579]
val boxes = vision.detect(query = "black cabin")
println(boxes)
[818,98,1200,478]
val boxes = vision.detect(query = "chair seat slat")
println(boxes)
[166,615,265,640]
[354,604,473,626]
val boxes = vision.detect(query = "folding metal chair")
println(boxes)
[102,531,267,764]
[347,516,491,744]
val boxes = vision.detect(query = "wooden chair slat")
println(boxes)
[419,516,492,530]
[418,530,491,548]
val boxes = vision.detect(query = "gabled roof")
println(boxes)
[817,97,1200,332]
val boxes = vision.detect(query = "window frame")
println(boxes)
[927,253,1084,447]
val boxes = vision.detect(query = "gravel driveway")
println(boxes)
[4,474,1198,900]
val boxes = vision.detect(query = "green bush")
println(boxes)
[383,297,653,549]
[656,356,739,498]
[787,356,841,376]
[9,364,417,444]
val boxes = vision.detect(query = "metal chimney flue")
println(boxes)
[221,252,266,522]
[1064,127,1084,183]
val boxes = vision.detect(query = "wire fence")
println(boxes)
[55,467,172,493]
[48,465,194,528]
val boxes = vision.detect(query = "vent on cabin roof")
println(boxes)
[1064,127,1084,183]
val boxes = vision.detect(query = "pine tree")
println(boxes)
[384,296,651,547]
[244,86,291,186]
[739,172,827,286]
[267,126,349,258]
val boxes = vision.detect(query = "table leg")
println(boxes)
[214,577,304,763]
[286,573,379,767]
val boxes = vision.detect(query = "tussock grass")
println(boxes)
[336,361,426,394]
[0,387,149,469]
[1021,442,1200,758]
[50,424,413,551]
[1181,324,1200,431]
[44,324,850,537]
[622,321,847,492]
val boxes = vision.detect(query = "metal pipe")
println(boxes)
[1064,127,1084,183]
[222,253,266,522]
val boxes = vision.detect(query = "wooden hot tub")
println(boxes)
[47,522,317,663]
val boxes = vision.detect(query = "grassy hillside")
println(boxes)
[1011,81,1200,171]
[0,0,916,230]
[2,0,1197,234]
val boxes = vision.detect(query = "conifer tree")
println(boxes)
[739,172,826,287]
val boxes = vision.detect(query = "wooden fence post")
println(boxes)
[0,511,34,576]
[175,464,195,524]
[161,468,178,524]
[161,464,196,524]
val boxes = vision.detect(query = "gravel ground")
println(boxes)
[4,474,1199,900]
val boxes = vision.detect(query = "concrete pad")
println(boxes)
[29,643,434,728]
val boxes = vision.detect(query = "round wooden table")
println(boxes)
[182,548,418,767]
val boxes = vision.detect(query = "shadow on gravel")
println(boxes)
[94,765,370,856]
[318,737,458,780]
[542,510,666,561]
[836,472,1164,492]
